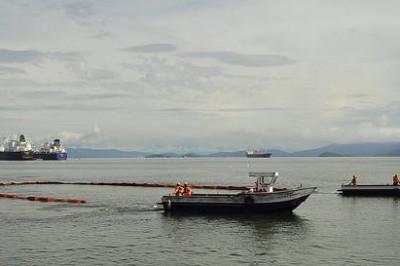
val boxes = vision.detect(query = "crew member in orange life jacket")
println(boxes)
[174,182,184,196]
[351,175,357,186]
[182,182,192,196]
[393,174,399,186]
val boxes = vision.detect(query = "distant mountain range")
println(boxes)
[68,142,400,158]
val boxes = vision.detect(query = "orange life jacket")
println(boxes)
[174,185,183,196]
[183,186,192,196]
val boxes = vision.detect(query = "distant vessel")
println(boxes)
[34,138,67,160]
[246,149,272,158]
[0,134,35,160]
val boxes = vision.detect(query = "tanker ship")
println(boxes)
[0,134,35,160]
[34,138,67,160]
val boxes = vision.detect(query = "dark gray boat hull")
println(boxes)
[338,185,400,196]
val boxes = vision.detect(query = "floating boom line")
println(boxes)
[0,181,249,190]
[0,180,250,204]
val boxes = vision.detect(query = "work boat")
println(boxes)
[161,172,317,213]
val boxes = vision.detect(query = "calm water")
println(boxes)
[1,158,399,266]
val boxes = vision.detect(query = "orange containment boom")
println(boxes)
[0,181,249,204]
[0,193,86,204]
[0,181,249,190]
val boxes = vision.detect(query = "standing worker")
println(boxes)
[174,182,184,196]
[393,174,399,186]
[182,182,192,196]
[351,175,357,186]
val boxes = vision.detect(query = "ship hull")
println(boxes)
[34,152,68,160]
[0,151,35,161]
[246,153,272,158]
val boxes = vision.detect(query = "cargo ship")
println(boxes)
[34,138,67,160]
[0,134,35,160]
[245,149,272,158]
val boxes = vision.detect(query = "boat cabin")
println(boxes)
[250,172,278,192]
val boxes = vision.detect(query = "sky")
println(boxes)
[1,0,400,153]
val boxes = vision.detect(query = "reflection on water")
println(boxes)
[161,211,310,261]
[162,211,306,232]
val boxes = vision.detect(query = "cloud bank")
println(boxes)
[1,0,400,152]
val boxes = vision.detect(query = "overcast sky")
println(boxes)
[1,0,400,152]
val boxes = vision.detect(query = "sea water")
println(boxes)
[1,158,399,266]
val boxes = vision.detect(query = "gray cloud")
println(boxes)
[62,1,95,26]
[185,51,295,67]
[58,126,105,147]
[0,101,117,112]
[161,108,196,112]
[123,57,223,101]
[125,43,178,53]
[0,48,81,64]
[0,49,42,63]
[91,31,114,39]
[42,103,117,111]
[69,66,117,80]
[64,1,94,17]
[2,1,400,152]
[70,92,129,101]
[0,65,27,74]
[23,90,66,98]
[343,101,400,125]
[160,107,280,113]
[48,51,82,62]
[218,107,281,112]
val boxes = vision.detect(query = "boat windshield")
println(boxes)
[249,172,278,185]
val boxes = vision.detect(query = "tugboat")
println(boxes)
[34,138,67,160]
[161,172,316,213]
[0,134,35,160]
[246,149,272,158]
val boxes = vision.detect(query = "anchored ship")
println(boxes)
[245,149,272,158]
[0,134,35,160]
[34,138,67,160]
